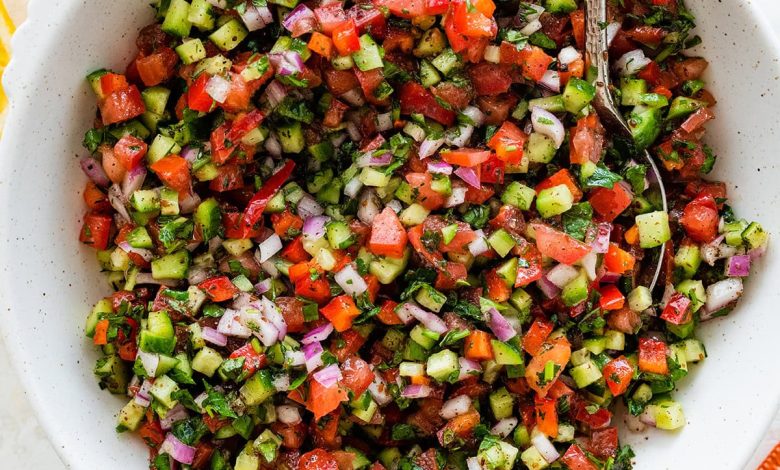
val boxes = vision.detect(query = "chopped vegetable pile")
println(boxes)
[77,0,769,469]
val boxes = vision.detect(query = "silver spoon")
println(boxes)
[585,0,668,291]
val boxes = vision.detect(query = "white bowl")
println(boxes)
[1,0,779,468]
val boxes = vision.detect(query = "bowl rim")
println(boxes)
[1,0,779,469]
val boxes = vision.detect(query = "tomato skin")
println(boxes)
[680,194,719,242]
[332,19,361,56]
[468,62,512,96]
[485,268,511,302]
[534,396,559,438]
[138,419,165,448]
[100,73,129,95]
[481,156,505,184]
[83,181,112,213]
[298,448,339,470]
[531,223,591,265]
[452,0,497,38]
[135,46,178,87]
[307,379,349,421]
[660,292,692,325]
[376,300,403,325]
[99,85,146,125]
[570,114,606,164]
[525,337,571,396]
[602,355,634,396]
[603,243,636,274]
[330,329,367,363]
[518,46,554,82]
[188,73,215,112]
[113,135,148,170]
[80,213,113,250]
[354,68,389,106]
[638,337,669,375]
[368,207,408,258]
[560,444,599,470]
[599,285,626,311]
[375,0,426,18]
[589,183,633,222]
[399,82,456,126]
[584,427,619,459]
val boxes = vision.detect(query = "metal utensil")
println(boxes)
[585,0,668,291]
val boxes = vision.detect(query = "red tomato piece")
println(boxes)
[570,114,606,164]
[589,183,633,222]
[332,19,361,56]
[399,82,456,126]
[375,0,426,18]
[113,135,148,170]
[149,155,191,194]
[603,355,635,396]
[405,172,447,210]
[307,380,349,422]
[523,319,554,355]
[188,73,215,112]
[680,194,719,243]
[208,163,244,192]
[487,121,528,164]
[638,337,669,375]
[603,243,636,274]
[531,223,591,265]
[368,207,408,258]
[135,47,179,87]
[517,45,554,82]
[560,444,599,470]
[468,62,512,96]
[80,213,113,250]
[598,285,625,311]
[340,356,374,396]
[534,396,559,438]
[100,73,129,96]
[314,4,348,34]
[229,343,267,376]
[660,292,693,325]
[99,85,146,125]
[481,156,505,184]
[535,169,583,202]
[452,0,496,38]
[298,448,339,470]
[441,148,492,167]
[198,276,239,302]
[320,295,361,332]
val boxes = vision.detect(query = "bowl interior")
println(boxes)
[1,1,779,469]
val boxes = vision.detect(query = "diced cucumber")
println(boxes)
[509,288,533,314]
[570,360,601,388]
[399,203,430,227]
[488,229,516,258]
[628,106,662,150]
[525,132,557,164]
[331,55,354,70]
[161,0,192,38]
[419,60,441,88]
[415,284,447,312]
[426,349,459,382]
[130,189,160,213]
[142,87,171,116]
[491,340,524,366]
[193,54,232,76]
[501,182,536,210]
[620,78,648,106]
[635,211,671,248]
[192,346,223,377]
[561,271,588,307]
[148,134,180,164]
[326,220,354,250]
[277,121,305,154]
[583,336,607,355]
[240,369,276,405]
[489,387,514,419]
[410,324,439,350]
[674,243,701,279]
[544,0,578,14]
[723,220,748,247]
[86,69,109,98]
[536,184,574,218]
[667,96,706,120]
[117,399,147,432]
[159,187,179,216]
[639,93,669,108]
[187,0,215,31]
[269,0,300,7]
[742,222,768,249]
[431,49,462,76]
[109,120,151,141]
[93,355,130,394]
[209,18,248,51]
[149,375,180,409]
[676,279,706,313]
[359,167,391,187]
[604,330,625,350]
[628,286,652,312]
[647,399,685,430]
[152,250,191,280]
[554,423,575,443]
[352,35,383,71]
[369,250,410,284]
[679,338,707,362]
[125,226,153,249]
[562,78,596,114]
[85,298,113,337]
[140,310,176,356]
[528,95,565,113]
[496,258,518,287]
[223,239,253,257]
[194,198,221,241]
[667,321,695,339]
[307,168,334,194]
[175,38,207,64]
[414,28,446,57]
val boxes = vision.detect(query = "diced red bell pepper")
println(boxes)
[517,46,554,82]
[487,121,527,164]
[598,285,625,311]
[534,396,559,438]
[515,244,543,287]
[660,292,693,325]
[441,148,492,167]
[229,343,267,376]
[80,213,113,250]
[282,236,310,264]
[188,73,215,113]
[603,243,636,274]
[149,155,191,194]
[602,355,634,396]
[240,160,296,238]
[320,295,361,332]
[332,19,361,56]
[589,183,633,222]
[523,319,554,355]
[638,337,669,375]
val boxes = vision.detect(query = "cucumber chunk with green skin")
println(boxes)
[161,0,192,38]
[191,346,223,377]
[151,250,191,280]
[628,106,662,150]
[495,258,518,287]
[426,349,459,381]
[420,60,442,88]
[561,271,589,307]
[562,78,596,114]
[488,229,516,257]
[117,399,147,432]
[489,387,515,419]
[187,0,215,31]
[277,121,305,154]
[240,369,276,405]
[667,96,706,120]
[536,184,574,218]
[140,310,176,355]
[209,18,248,52]
[194,198,221,241]
[175,38,207,64]
[94,354,130,394]
[674,243,702,279]
[620,78,648,106]
[415,284,447,312]
[525,132,557,164]
[369,250,410,284]
[352,35,383,71]
[149,374,180,409]
[326,220,355,250]
[491,340,524,366]
[544,0,578,14]
[528,95,565,113]
[501,182,536,210]
[635,211,672,248]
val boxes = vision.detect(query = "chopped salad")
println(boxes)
[77,0,769,469]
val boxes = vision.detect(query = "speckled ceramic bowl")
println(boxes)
[1,0,779,468]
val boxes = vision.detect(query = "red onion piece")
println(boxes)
[285,349,305,367]
[401,384,432,399]
[341,89,365,107]
[302,215,330,241]
[276,405,302,424]
[466,457,481,470]
[454,166,481,189]
[488,308,517,341]
[118,241,154,262]
[399,303,449,334]
[261,296,287,340]
[205,75,231,103]
[537,274,562,299]
[334,264,368,296]
[302,323,334,345]
[254,278,272,295]
[445,124,474,148]
[257,233,283,263]
[702,278,743,319]
[539,69,561,92]
[121,166,147,197]
[368,372,392,406]
[297,194,324,219]
[135,272,181,287]
[239,2,270,31]
[599,271,621,284]
[591,223,612,254]
[532,433,560,463]
[462,106,486,126]
[725,254,751,277]
[468,230,489,256]
[491,417,518,438]
[134,379,153,407]
[273,373,291,391]
[376,112,393,132]
[440,395,472,419]
[313,364,342,388]
[531,107,565,148]
[419,136,445,159]
[80,156,111,187]
[202,326,228,347]
[282,4,317,37]
[445,185,467,208]
[615,49,652,76]
[161,433,196,465]
[181,146,199,164]
[263,81,287,111]
[108,184,132,223]
[458,357,482,381]
[304,342,325,372]
[269,51,304,76]
[427,161,453,175]
[546,263,580,289]
[217,308,253,338]
[558,46,581,65]
[357,151,393,167]
[160,404,189,430]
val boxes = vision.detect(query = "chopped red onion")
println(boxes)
[160,404,189,430]
[532,434,560,463]
[520,19,542,35]
[491,417,518,438]
[181,146,199,164]
[138,351,160,377]
[334,265,368,296]
[399,303,449,334]
[269,51,304,76]
[273,373,291,391]
[614,49,652,77]
[445,185,468,208]
[118,241,154,262]
[276,405,302,424]
[466,457,482,470]
[121,166,147,197]
[232,293,253,310]
[260,296,287,340]
[639,407,657,427]
[591,223,612,254]
[263,81,287,111]
[702,278,743,319]
[302,215,329,241]
[419,136,445,159]
[463,106,486,127]
[205,75,231,103]
[253,317,280,347]
[580,251,598,281]
[539,69,561,92]
[282,4,317,37]
[445,124,474,148]
[440,395,472,419]
[358,189,382,225]
[749,244,767,260]
[427,161,453,175]
[376,112,393,132]
[297,194,324,219]
[725,255,751,277]
[468,230,489,256]
[357,151,393,167]
[346,121,362,141]
[558,46,581,65]
[401,384,432,399]
[80,156,111,187]
[285,349,305,367]
[488,308,517,341]
[546,263,580,289]
[531,107,565,148]
[313,364,342,388]
[386,200,403,213]
[134,379,153,407]
[161,433,196,465]
[455,166,481,189]
[108,184,132,223]
[257,233,283,263]
[599,271,621,284]
[606,22,620,46]
[254,278,272,295]
[626,409,647,432]
[302,323,334,345]
[393,302,416,325]
[701,235,738,266]
[537,274,562,299]
[179,191,201,215]
[217,308,253,338]
[341,89,365,107]
[304,342,325,372]
[368,372,392,406]
[344,177,363,199]
[202,326,228,347]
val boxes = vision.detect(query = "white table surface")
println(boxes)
[0,0,777,468]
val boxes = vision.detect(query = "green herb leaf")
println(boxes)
[562,202,593,241]
[586,164,624,189]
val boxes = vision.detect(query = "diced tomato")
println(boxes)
[559,57,585,86]
[220,72,253,113]
[531,223,591,265]
[188,73,215,112]
[83,181,111,213]
[637,60,679,90]
[208,163,244,192]
[229,343,267,376]
[101,145,127,186]
[434,261,467,291]
[399,82,456,126]
[375,0,426,18]
[275,297,306,333]
[113,135,148,170]
[660,292,693,325]
[376,300,403,325]
[198,276,239,302]
[135,47,178,87]
[515,244,543,287]
[307,379,349,422]
[407,224,445,266]
[572,399,613,430]
[443,9,470,53]
[80,213,113,250]
[272,210,304,239]
[227,109,266,142]
[598,285,625,311]
[468,62,512,96]
[570,114,606,164]
[589,183,633,222]
[464,330,494,361]
[625,26,667,47]
[476,94,517,125]
[330,329,367,363]
[487,121,528,164]
[523,319,554,355]
[332,19,361,56]
[584,427,619,460]
[638,337,669,375]
[485,269,511,302]
[149,155,191,194]
[295,275,332,305]
[315,4,348,34]
[481,156,505,184]
[561,444,599,470]
[223,212,263,239]
[311,409,341,449]
[298,448,339,470]
[517,45,554,82]
[340,356,374,396]
[452,0,497,38]
[354,68,389,106]
[603,243,636,274]
[320,295,361,332]
[680,194,719,243]
[465,185,495,204]
[426,0,450,15]
[525,337,571,396]
[100,73,129,96]
[99,85,146,125]
[191,442,215,469]
[138,419,165,448]
[368,207,408,258]
[323,96,350,128]
[535,396,559,438]
[308,31,334,58]
[536,169,583,202]
[93,319,109,345]
[441,148,492,167]
[405,172,447,210]
[570,10,585,50]
[602,355,635,396]
[681,106,715,134]
[441,408,481,440]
